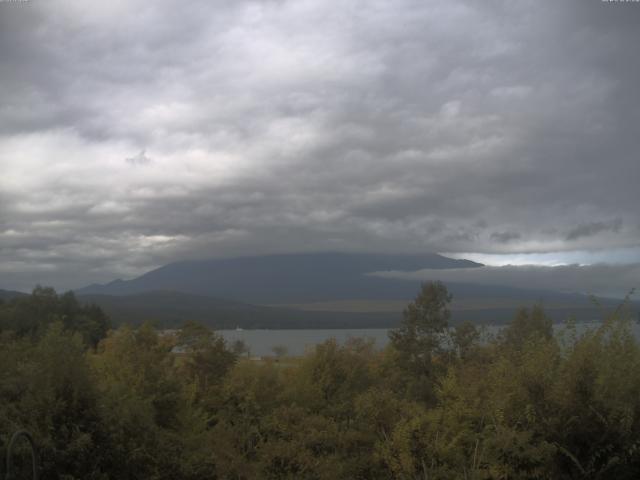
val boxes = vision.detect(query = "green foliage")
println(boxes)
[3,285,640,478]
[388,281,453,402]
[389,281,452,361]
[0,323,107,479]
[296,338,374,417]
[0,286,110,347]
[501,304,553,351]
[451,320,481,360]
[177,320,237,402]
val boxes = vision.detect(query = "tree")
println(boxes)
[231,339,250,357]
[451,320,480,360]
[0,287,110,347]
[388,281,452,400]
[0,323,108,479]
[501,304,553,351]
[271,345,288,360]
[295,338,374,420]
[90,323,208,479]
[178,321,237,401]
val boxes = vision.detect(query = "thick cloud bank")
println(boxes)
[1,0,639,290]
[372,264,640,299]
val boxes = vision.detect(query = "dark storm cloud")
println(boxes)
[490,231,521,244]
[566,218,623,241]
[1,0,640,291]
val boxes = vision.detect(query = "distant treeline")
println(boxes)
[1,284,640,479]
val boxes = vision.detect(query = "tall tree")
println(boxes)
[388,281,452,401]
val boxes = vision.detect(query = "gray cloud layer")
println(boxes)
[1,0,640,291]
[566,218,623,241]
[372,264,640,299]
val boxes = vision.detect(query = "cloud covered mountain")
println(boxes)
[2,1,640,291]
[76,252,482,303]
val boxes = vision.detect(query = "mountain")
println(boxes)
[76,290,399,329]
[74,252,637,328]
[0,289,27,301]
[75,252,482,303]
[75,290,631,330]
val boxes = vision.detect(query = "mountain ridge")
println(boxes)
[75,252,483,302]
[76,290,399,329]
[70,252,638,328]
[74,289,632,329]
[0,289,28,301]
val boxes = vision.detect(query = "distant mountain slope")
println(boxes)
[77,291,399,329]
[74,252,636,327]
[76,252,482,303]
[76,290,632,330]
[0,289,27,301]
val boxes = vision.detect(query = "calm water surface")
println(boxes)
[219,322,639,357]
[219,328,391,357]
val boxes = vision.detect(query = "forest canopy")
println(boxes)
[1,283,640,479]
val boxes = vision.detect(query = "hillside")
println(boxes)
[0,289,27,301]
[77,290,398,329]
[76,252,482,302]
[75,289,632,330]
[72,252,639,328]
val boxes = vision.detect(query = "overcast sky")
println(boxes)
[1,0,639,293]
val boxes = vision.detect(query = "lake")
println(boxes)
[219,321,640,357]
[219,328,391,357]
